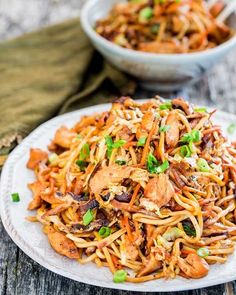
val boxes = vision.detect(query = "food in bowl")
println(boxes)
[26,96,236,283]
[95,0,233,53]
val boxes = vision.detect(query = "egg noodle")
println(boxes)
[27,97,236,283]
[95,0,233,53]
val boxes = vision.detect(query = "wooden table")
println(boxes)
[1,2,236,294]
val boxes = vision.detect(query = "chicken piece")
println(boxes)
[137,254,161,277]
[124,235,139,261]
[165,112,180,148]
[117,126,133,141]
[189,33,206,50]
[53,126,77,149]
[172,97,193,115]
[27,148,48,170]
[178,253,209,279]
[89,165,148,195]
[143,174,175,209]
[136,110,155,139]
[27,181,43,210]
[210,1,224,17]
[139,40,187,54]
[47,230,79,259]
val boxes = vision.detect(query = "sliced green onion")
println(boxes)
[197,247,210,258]
[155,160,169,173]
[137,137,147,147]
[159,101,172,110]
[180,133,193,143]
[11,193,20,202]
[194,107,207,113]
[147,153,159,173]
[191,130,201,142]
[48,153,58,164]
[180,130,201,143]
[113,269,127,283]
[159,125,171,133]
[98,226,111,238]
[197,158,211,172]
[83,209,94,226]
[105,136,126,158]
[80,143,90,161]
[105,136,113,158]
[147,153,169,174]
[112,139,126,149]
[180,145,191,158]
[227,123,236,135]
[182,221,196,237]
[115,159,126,166]
[76,160,88,171]
[139,7,153,22]
[76,134,82,139]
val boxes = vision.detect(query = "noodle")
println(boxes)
[95,0,233,54]
[26,96,236,283]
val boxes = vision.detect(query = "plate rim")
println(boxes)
[1,102,236,292]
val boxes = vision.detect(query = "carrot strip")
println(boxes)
[141,118,158,165]
[123,215,133,242]
[129,184,141,207]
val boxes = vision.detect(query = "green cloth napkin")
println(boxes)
[0,18,135,167]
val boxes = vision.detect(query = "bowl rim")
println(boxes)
[81,0,236,62]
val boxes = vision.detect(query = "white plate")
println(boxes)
[1,102,236,292]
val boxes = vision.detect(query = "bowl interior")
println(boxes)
[85,0,236,49]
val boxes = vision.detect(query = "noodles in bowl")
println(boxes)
[26,97,236,283]
[95,0,234,54]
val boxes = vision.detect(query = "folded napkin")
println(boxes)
[0,18,135,167]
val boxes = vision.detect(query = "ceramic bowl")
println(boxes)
[81,0,236,91]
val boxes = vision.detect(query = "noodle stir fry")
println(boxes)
[27,97,236,283]
[95,0,233,53]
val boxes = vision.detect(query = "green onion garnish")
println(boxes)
[83,209,94,226]
[194,107,207,113]
[115,160,126,166]
[147,153,169,174]
[139,7,153,22]
[197,247,210,258]
[227,123,236,135]
[11,193,20,202]
[137,137,147,147]
[112,139,126,149]
[180,145,191,158]
[80,143,90,161]
[159,125,171,133]
[182,221,196,237]
[159,101,172,110]
[155,160,169,173]
[76,143,90,171]
[180,130,201,143]
[76,160,88,171]
[98,226,111,238]
[113,269,127,283]
[197,158,211,172]
[191,130,201,142]
[105,136,126,158]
